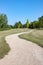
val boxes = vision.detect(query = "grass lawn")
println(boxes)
[0,28,29,59]
[19,29,43,47]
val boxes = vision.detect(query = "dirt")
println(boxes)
[0,30,43,65]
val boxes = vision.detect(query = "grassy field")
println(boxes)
[0,28,28,59]
[19,29,43,47]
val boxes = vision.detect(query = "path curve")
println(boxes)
[0,30,43,65]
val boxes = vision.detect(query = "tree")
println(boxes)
[29,22,33,28]
[38,16,43,28]
[32,21,39,28]
[0,14,8,28]
[29,16,43,29]
[14,21,22,28]
[23,24,26,28]
[25,19,29,28]
[29,21,39,28]
[18,21,22,28]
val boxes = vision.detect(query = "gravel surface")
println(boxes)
[0,31,43,65]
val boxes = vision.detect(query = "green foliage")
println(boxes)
[0,13,43,30]
[23,19,29,28]
[0,13,12,30]
[14,21,22,28]
[0,14,8,28]
[38,16,43,28]
[25,19,29,28]
[29,16,43,29]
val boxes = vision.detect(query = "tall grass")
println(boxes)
[19,30,43,47]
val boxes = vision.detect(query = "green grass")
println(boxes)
[19,29,43,47]
[0,28,28,59]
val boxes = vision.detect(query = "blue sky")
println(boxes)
[0,0,43,25]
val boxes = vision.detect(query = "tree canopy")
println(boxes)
[29,16,43,29]
[0,14,8,28]
[0,13,43,30]
[14,21,22,28]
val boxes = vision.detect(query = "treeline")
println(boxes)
[29,16,43,28]
[0,13,43,31]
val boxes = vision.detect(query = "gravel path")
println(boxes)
[0,30,43,65]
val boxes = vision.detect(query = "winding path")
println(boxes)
[0,30,43,65]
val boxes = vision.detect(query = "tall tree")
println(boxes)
[0,14,8,28]
[25,19,29,28]
[14,21,22,28]
[38,16,43,28]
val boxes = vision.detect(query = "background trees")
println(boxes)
[0,14,8,28]
[25,19,29,28]
[23,19,29,28]
[14,21,22,28]
[38,16,43,28]
[0,13,43,30]
[29,16,43,29]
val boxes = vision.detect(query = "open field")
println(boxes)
[0,30,43,65]
[19,29,43,47]
[0,28,29,59]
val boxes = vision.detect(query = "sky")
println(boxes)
[0,0,43,25]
